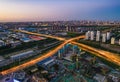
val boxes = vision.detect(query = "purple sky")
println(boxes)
[0,0,120,22]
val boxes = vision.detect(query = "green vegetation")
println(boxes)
[67,32,84,37]
[113,31,120,40]
[0,38,58,57]
[86,52,120,69]
[78,40,120,54]
[0,42,61,71]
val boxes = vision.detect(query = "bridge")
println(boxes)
[16,30,66,41]
[0,30,120,75]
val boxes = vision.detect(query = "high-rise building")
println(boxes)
[85,32,89,40]
[119,39,120,45]
[102,33,106,42]
[85,31,90,40]
[111,37,115,44]
[106,32,111,40]
[66,26,69,32]
[96,31,100,41]
[90,31,94,41]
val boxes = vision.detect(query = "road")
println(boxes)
[71,41,120,66]
[0,30,120,75]
[0,33,85,75]
[16,30,66,41]
[17,30,120,66]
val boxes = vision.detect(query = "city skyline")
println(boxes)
[0,0,120,22]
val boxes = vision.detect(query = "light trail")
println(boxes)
[0,30,120,75]
[71,41,120,66]
[0,31,84,75]
[0,41,67,75]
[16,30,66,41]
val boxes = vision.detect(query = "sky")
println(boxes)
[0,0,120,22]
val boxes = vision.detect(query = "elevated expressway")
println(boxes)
[0,30,84,75]
[0,30,120,75]
[71,41,120,66]
[16,30,66,41]
[15,30,120,66]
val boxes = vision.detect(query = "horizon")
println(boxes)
[0,20,120,23]
[0,0,120,22]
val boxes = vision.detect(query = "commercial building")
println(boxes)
[102,33,106,43]
[96,31,100,41]
[111,37,115,44]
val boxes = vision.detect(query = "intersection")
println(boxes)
[0,30,120,75]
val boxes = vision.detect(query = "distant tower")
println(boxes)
[102,33,106,42]
[66,26,69,32]
[35,22,38,26]
[90,31,94,41]
[111,37,115,44]
[106,32,111,40]
[96,31,100,41]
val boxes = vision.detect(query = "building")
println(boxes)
[20,37,31,42]
[66,26,69,32]
[0,74,14,82]
[37,57,65,80]
[106,32,111,40]
[11,41,21,47]
[96,31,100,41]
[90,31,94,41]
[0,40,5,47]
[119,39,120,45]
[85,31,90,40]
[108,72,120,82]
[13,71,26,81]
[102,33,106,43]
[93,74,107,82]
[29,35,45,41]
[111,37,115,44]
[10,50,34,60]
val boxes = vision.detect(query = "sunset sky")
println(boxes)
[0,0,120,22]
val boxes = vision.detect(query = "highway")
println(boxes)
[71,41,120,66]
[0,30,120,75]
[16,30,66,41]
[0,33,85,75]
[16,30,120,66]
